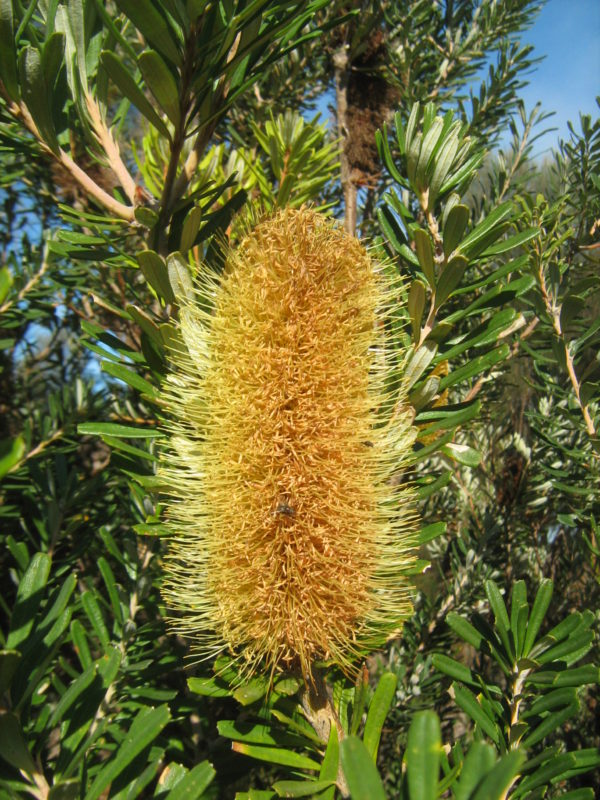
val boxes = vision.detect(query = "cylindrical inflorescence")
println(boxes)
[160,207,418,681]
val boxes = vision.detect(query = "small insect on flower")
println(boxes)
[160,207,419,682]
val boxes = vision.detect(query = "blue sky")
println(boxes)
[520,0,599,154]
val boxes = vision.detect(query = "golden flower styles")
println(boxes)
[160,207,418,681]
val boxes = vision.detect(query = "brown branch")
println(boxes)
[333,46,357,236]
[299,668,349,797]
[166,31,243,230]
[5,97,134,220]
[0,242,51,314]
[23,428,64,462]
[85,94,137,204]
[537,254,597,438]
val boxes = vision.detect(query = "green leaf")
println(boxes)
[452,684,502,746]
[97,557,124,626]
[522,579,553,657]
[114,0,182,65]
[0,650,21,696]
[0,264,13,305]
[181,206,205,253]
[418,521,446,544]
[443,204,470,258]
[453,742,496,800]
[101,361,157,397]
[164,761,216,799]
[0,435,26,479]
[18,46,59,152]
[86,705,171,800]
[217,720,304,748]
[0,712,36,774]
[350,666,369,736]
[435,254,468,308]
[522,687,577,718]
[0,0,18,99]
[432,654,476,686]
[480,227,539,257]
[441,442,481,467]
[138,49,180,126]
[437,345,510,391]
[520,701,579,748]
[232,677,269,705]
[100,50,171,140]
[187,676,231,698]
[137,250,176,304]
[377,207,419,267]
[7,553,52,650]
[135,205,159,228]
[273,780,335,798]
[48,663,97,727]
[416,400,481,434]
[405,711,441,800]
[77,422,163,438]
[457,202,513,259]
[318,726,339,800]
[527,665,600,688]
[81,590,110,649]
[363,672,397,761]
[408,279,427,340]
[429,126,461,205]
[535,631,594,666]
[340,737,386,800]
[414,228,436,287]
[404,341,438,390]
[231,742,320,771]
[48,781,80,800]
[415,116,444,191]
[167,252,194,302]
[510,580,528,660]
[470,750,524,800]
[483,581,514,665]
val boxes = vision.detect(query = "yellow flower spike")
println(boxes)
[160,207,419,682]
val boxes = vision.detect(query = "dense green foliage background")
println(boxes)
[0,1,598,798]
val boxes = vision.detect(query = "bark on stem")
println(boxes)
[4,95,134,220]
[299,668,349,797]
[334,46,357,237]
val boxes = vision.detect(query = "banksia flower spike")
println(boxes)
[161,207,419,682]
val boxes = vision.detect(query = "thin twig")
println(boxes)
[299,667,349,797]
[537,250,597,438]
[5,97,134,220]
[334,46,357,236]
[0,243,51,314]
[85,94,137,204]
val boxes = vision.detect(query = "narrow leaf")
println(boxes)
[522,579,553,657]
[100,50,171,139]
[7,553,52,650]
[164,761,216,799]
[86,705,171,800]
[138,49,180,126]
[363,672,397,761]
[470,750,524,800]
[273,779,335,798]
[443,203,470,258]
[231,742,320,771]
[414,228,436,287]
[340,736,386,800]
[405,711,441,800]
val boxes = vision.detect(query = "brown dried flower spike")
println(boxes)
[161,207,418,681]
